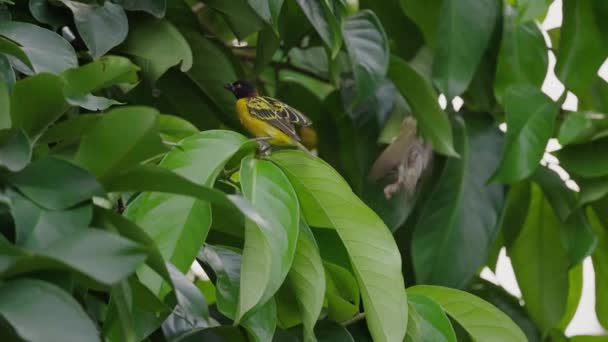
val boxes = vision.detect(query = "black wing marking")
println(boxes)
[246,97,300,141]
[262,96,312,127]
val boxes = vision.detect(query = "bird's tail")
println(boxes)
[294,140,316,158]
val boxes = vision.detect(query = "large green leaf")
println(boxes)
[115,0,166,17]
[0,74,7,129]
[0,36,32,72]
[62,56,139,99]
[10,73,69,139]
[0,21,77,74]
[237,157,299,320]
[8,156,104,210]
[507,184,569,333]
[295,0,342,58]
[399,0,442,46]
[494,5,548,104]
[557,264,583,330]
[342,10,389,103]
[558,111,608,146]
[118,17,192,84]
[123,131,248,294]
[589,204,608,330]
[499,181,532,248]
[247,0,284,32]
[203,0,264,40]
[388,56,456,156]
[0,279,99,342]
[432,0,499,99]
[167,263,209,324]
[408,285,527,342]
[490,85,559,183]
[577,177,608,207]
[557,138,608,177]
[270,151,407,342]
[0,129,31,172]
[0,54,15,91]
[76,106,166,181]
[517,0,551,23]
[555,0,607,95]
[413,117,504,288]
[406,293,456,342]
[58,0,128,58]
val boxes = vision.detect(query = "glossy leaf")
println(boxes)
[118,18,192,83]
[589,205,608,330]
[0,129,31,172]
[494,5,548,104]
[270,151,407,342]
[62,56,139,98]
[0,21,77,74]
[557,264,583,330]
[406,293,456,342]
[432,0,499,99]
[557,138,608,177]
[413,117,504,288]
[295,0,342,58]
[0,279,99,342]
[408,285,527,342]
[578,177,608,207]
[167,263,209,324]
[399,0,442,46]
[157,114,199,142]
[388,55,456,156]
[507,184,569,333]
[490,85,559,183]
[115,0,166,17]
[0,36,32,71]
[517,0,551,23]
[76,106,166,181]
[342,10,389,103]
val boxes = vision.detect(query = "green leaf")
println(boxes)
[58,0,128,58]
[38,114,101,145]
[167,263,209,323]
[115,0,166,17]
[399,0,442,47]
[588,205,608,330]
[570,336,608,342]
[490,85,559,183]
[557,264,583,330]
[76,106,166,181]
[432,0,499,99]
[63,56,139,98]
[342,10,389,103]
[555,0,607,95]
[557,138,608,177]
[406,293,456,342]
[157,114,199,142]
[315,320,355,342]
[558,111,608,146]
[578,177,608,207]
[494,5,548,104]
[0,21,77,74]
[247,0,284,32]
[0,36,32,71]
[517,0,551,23]
[204,0,264,40]
[28,0,71,29]
[388,55,456,156]
[413,117,504,288]
[0,279,99,342]
[0,54,15,91]
[0,72,8,130]
[270,151,407,342]
[237,157,299,320]
[173,326,247,342]
[507,184,569,333]
[10,73,69,139]
[8,156,104,210]
[499,181,532,247]
[255,25,280,74]
[118,17,192,84]
[122,131,248,293]
[0,129,31,172]
[324,261,360,322]
[408,285,527,342]
[295,0,342,58]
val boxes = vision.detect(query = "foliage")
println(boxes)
[0,0,607,341]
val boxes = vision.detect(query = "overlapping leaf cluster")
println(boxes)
[0,0,606,341]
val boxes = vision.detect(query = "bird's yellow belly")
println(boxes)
[236,99,292,145]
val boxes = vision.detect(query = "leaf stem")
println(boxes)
[341,312,366,326]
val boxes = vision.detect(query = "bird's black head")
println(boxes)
[223,80,258,99]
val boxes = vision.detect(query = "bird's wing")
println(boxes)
[246,96,300,141]
[262,96,312,127]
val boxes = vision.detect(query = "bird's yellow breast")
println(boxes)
[236,98,292,145]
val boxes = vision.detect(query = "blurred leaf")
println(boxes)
[507,184,569,333]
[490,85,559,183]
[29,0,71,29]
[494,5,548,104]
[342,10,389,103]
[0,279,99,342]
[118,17,192,84]
[295,0,342,58]
[399,0,442,47]
[0,54,15,91]
[408,285,527,342]
[432,0,499,99]
[0,69,8,130]
[589,205,608,330]
[255,25,280,73]
[115,0,166,17]
[557,138,608,177]
[8,156,104,210]
[578,177,608,207]
[315,320,354,342]
[157,114,199,142]
[174,326,247,342]
[63,56,139,98]
[167,263,209,324]
[324,261,360,322]
[270,151,407,342]
[406,293,456,342]
[499,181,531,247]
[38,114,101,145]
[58,0,128,58]
[0,36,32,71]
[557,264,583,330]
[556,0,607,95]
[579,78,608,113]
[10,73,69,139]
[0,129,31,172]
[570,336,608,342]
[76,106,166,181]
[388,56,456,156]
[558,111,608,146]
[517,0,551,23]
[0,21,77,74]
[413,117,504,288]
[204,0,264,40]
[247,0,284,32]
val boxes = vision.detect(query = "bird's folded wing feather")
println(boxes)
[246,97,300,141]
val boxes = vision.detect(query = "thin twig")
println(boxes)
[341,312,366,326]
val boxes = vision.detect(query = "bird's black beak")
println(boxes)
[223,83,234,92]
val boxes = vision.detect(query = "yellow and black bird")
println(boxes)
[223,80,315,155]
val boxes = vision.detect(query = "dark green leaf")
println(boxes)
[588,205,608,330]
[494,5,548,104]
[174,326,247,342]
[557,264,583,330]
[507,184,569,333]
[0,36,32,72]
[342,10,389,103]
[315,320,355,342]
[432,0,499,99]
[76,106,167,181]
[406,293,456,342]
[0,279,99,342]
[324,261,360,322]
[0,21,77,74]
[388,56,456,156]
[270,151,407,342]
[558,111,608,146]
[0,54,15,91]
[0,129,31,172]
[10,73,69,139]
[295,0,342,58]
[255,25,280,74]
[115,0,166,17]
[499,181,531,247]
[490,85,559,183]
[517,0,551,23]
[29,0,71,29]
[8,156,104,210]
[247,0,284,32]
[38,114,102,145]
[413,117,504,288]
[557,138,608,177]
[118,17,192,84]
[63,56,139,98]
[578,177,608,207]
[0,72,8,130]
[399,0,442,46]
[408,285,527,342]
